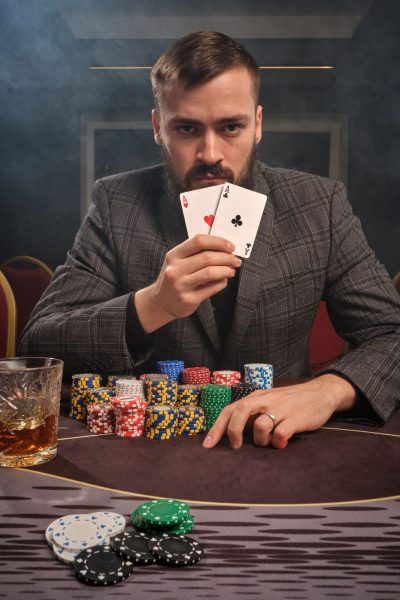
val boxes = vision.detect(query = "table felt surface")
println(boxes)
[1,388,400,600]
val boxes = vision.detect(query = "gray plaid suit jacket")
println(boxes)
[19,161,400,421]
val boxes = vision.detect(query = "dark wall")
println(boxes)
[1,0,399,276]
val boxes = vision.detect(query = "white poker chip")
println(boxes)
[45,515,75,547]
[51,514,109,552]
[91,512,126,537]
[52,542,78,565]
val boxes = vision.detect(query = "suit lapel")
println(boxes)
[221,168,274,365]
[158,190,221,355]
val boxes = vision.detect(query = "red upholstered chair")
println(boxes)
[309,300,346,374]
[0,271,17,358]
[0,256,53,340]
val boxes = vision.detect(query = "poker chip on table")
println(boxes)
[231,383,261,402]
[111,531,156,565]
[51,513,109,552]
[211,370,241,386]
[74,544,133,585]
[177,405,206,436]
[52,542,78,565]
[181,367,210,386]
[115,378,146,399]
[86,386,114,405]
[113,395,147,437]
[144,404,179,439]
[200,384,232,429]
[168,514,194,535]
[140,372,169,381]
[146,378,178,407]
[91,512,126,537]
[156,360,185,382]
[148,533,204,567]
[131,499,191,531]
[69,373,102,421]
[87,403,115,434]
[108,374,135,393]
[177,384,201,407]
[244,363,273,389]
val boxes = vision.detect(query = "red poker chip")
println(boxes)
[115,430,144,437]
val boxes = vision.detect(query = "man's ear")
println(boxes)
[152,109,162,145]
[255,105,263,145]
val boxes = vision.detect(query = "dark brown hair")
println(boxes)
[151,31,260,108]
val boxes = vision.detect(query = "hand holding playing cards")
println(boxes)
[202,374,357,450]
[134,234,241,333]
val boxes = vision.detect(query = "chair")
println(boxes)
[0,271,17,358]
[0,256,53,340]
[309,300,346,373]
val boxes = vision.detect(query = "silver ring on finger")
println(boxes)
[263,411,277,432]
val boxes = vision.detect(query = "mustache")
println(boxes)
[184,162,235,187]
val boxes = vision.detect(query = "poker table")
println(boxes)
[2,380,400,600]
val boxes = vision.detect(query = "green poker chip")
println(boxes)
[131,499,191,531]
[168,515,194,535]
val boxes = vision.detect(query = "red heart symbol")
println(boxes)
[204,214,214,226]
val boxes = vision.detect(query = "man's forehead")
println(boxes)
[156,67,256,110]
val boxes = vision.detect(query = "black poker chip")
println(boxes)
[148,533,204,567]
[111,531,156,565]
[74,544,133,585]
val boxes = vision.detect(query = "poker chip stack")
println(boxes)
[200,384,232,429]
[244,363,274,389]
[131,499,194,536]
[86,386,114,406]
[177,384,201,407]
[156,360,185,382]
[231,383,261,402]
[115,378,146,400]
[108,375,135,394]
[144,404,179,439]
[177,405,206,436]
[211,370,241,386]
[145,378,178,407]
[113,396,147,437]
[45,511,126,566]
[70,373,102,420]
[140,373,169,381]
[181,367,211,386]
[87,403,115,434]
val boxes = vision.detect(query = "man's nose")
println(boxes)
[196,131,224,164]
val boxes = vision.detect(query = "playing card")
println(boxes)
[180,184,224,238]
[209,183,267,258]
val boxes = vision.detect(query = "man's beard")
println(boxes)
[161,143,257,205]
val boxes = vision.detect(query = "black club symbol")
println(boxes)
[231,215,242,227]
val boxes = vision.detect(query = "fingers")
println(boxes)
[186,265,237,290]
[252,413,275,447]
[186,250,242,275]
[172,234,235,260]
[203,395,271,450]
[202,402,237,449]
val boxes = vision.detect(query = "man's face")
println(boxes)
[152,67,262,192]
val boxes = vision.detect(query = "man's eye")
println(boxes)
[176,125,196,134]
[223,123,243,134]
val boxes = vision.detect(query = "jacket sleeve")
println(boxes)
[18,179,155,375]
[319,181,400,422]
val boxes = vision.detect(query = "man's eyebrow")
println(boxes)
[168,115,250,125]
